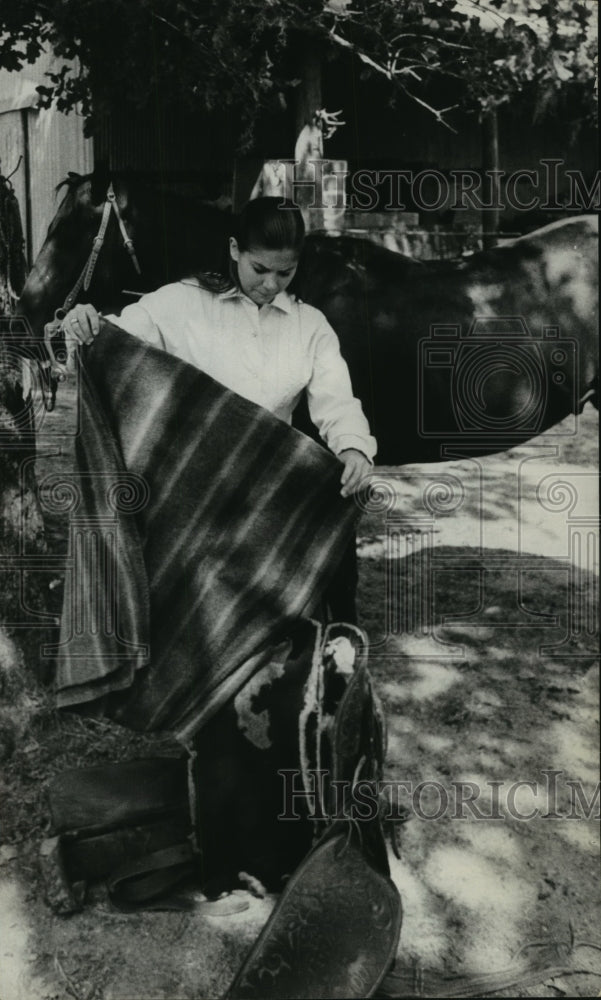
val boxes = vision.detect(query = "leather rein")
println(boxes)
[40,181,141,410]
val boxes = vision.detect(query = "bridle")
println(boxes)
[40,181,142,410]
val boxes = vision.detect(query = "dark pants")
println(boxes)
[292,402,360,625]
[321,531,358,624]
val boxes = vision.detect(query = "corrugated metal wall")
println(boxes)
[0,55,93,263]
[27,104,93,257]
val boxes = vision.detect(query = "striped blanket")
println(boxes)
[55,322,359,740]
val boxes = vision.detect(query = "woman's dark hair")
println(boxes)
[192,197,305,292]
[236,197,305,253]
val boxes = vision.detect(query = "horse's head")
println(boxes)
[17,169,146,341]
[17,167,232,344]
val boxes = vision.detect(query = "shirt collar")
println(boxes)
[218,285,293,314]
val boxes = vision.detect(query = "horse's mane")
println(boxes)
[52,169,234,284]
[55,172,87,193]
[54,168,233,213]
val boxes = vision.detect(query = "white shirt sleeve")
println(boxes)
[103,300,167,351]
[305,314,377,462]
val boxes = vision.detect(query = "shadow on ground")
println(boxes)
[357,546,600,995]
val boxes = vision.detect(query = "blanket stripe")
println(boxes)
[55,322,359,739]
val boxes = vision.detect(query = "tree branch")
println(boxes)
[388,32,473,51]
[328,30,459,129]
[397,87,460,131]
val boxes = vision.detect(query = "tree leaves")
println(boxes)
[0,0,596,144]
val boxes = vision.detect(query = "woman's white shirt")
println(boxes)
[104,279,377,461]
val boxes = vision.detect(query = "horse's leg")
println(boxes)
[587,376,598,411]
[191,623,319,896]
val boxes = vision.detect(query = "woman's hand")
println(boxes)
[339,449,371,497]
[61,303,101,356]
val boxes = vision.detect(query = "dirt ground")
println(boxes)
[0,384,599,999]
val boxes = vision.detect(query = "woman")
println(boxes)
[61,197,376,497]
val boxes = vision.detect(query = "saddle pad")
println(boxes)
[54,322,359,739]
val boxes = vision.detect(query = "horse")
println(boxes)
[293,217,598,462]
[18,170,230,349]
[16,169,598,465]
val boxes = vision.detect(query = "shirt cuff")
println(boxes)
[332,434,377,464]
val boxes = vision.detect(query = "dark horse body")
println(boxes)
[17,171,598,464]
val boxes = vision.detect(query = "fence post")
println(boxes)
[481,109,500,250]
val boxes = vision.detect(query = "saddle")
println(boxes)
[224,621,401,999]
[43,621,401,998]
